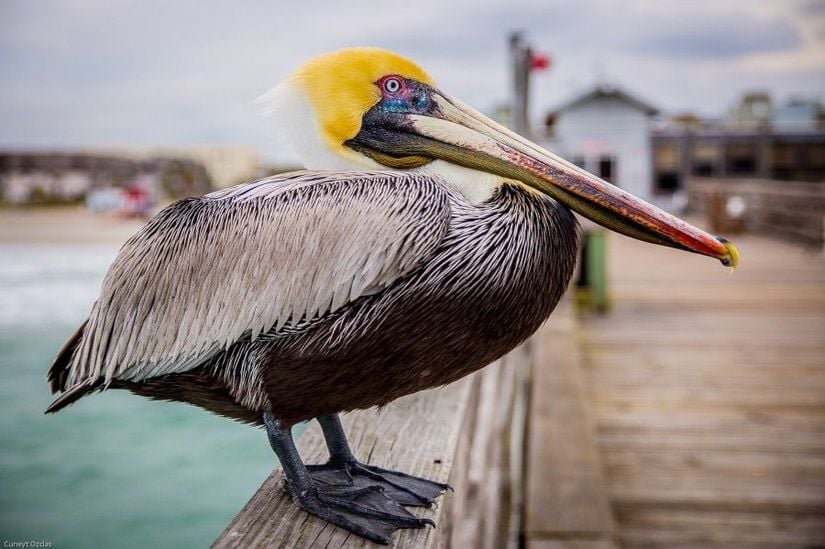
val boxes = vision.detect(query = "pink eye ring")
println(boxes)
[380,76,405,95]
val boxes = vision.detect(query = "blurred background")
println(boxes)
[1,1,823,547]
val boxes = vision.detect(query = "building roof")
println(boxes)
[548,84,659,118]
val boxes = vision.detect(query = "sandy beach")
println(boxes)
[0,206,148,244]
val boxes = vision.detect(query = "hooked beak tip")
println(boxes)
[717,237,739,268]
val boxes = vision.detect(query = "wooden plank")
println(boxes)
[611,287,825,309]
[583,346,825,372]
[578,228,825,546]
[527,540,616,549]
[585,381,825,409]
[581,314,825,349]
[614,507,825,548]
[524,302,615,542]
[603,448,825,512]
[593,405,825,454]
[213,379,472,548]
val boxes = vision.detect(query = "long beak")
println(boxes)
[349,91,739,267]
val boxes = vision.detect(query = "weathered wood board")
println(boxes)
[524,300,616,548]
[579,228,825,547]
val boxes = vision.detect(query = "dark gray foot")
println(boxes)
[291,483,433,545]
[263,409,433,544]
[307,460,451,507]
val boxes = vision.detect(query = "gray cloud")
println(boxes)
[629,17,802,58]
[0,0,820,163]
[799,0,825,15]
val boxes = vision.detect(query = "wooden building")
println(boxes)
[542,85,659,204]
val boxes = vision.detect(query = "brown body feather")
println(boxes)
[47,176,578,426]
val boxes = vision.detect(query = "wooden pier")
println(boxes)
[580,229,825,547]
[214,226,824,547]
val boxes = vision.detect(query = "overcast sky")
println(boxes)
[1,0,824,163]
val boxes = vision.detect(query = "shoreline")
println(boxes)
[0,206,147,245]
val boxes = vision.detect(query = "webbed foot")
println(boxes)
[264,409,438,544]
[307,459,450,507]
[289,483,433,545]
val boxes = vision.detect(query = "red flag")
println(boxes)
[530,52,551,71]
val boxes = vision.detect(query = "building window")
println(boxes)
[544,113,557,139]
[727,142,757,175]
[656,173,680,191]
[598,156,615,183]
[691,141,718,177]
[653,141,681,194]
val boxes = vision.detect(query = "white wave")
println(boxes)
[0,243,121,328]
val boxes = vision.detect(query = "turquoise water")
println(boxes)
[0,244,292,548]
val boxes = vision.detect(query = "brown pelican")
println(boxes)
[46,48,738,544]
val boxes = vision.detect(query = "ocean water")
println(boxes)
[0,243,297,548]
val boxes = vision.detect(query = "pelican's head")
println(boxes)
[265,47,738,267]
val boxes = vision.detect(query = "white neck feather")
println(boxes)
[262,82,382,171]
[413,161,500,204]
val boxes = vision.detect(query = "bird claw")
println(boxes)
[287,483,433,545]
[307,459,451,507]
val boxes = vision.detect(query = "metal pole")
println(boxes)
[509,31,530,137]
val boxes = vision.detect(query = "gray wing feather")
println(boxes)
[65,170,451,386]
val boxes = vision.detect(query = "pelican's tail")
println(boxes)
[45,379,102,414]
[45,319,98,413]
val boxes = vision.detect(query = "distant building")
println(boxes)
[148,146,261,188]
[651,92,825,193]
[727,91,772,129]
[538,86,824,208]
[87,146,262,188]
[86,185,152,217]
[652,127,825,191]
[541,84,659,203]
[0,152,212,207]
[773,98,824,131]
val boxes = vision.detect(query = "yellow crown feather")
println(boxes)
[290,48,435,152]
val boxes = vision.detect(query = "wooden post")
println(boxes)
[586,231,609,312]
[576,228,610,313]
[718,135,728,178]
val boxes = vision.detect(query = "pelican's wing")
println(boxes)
[63,170,451,387]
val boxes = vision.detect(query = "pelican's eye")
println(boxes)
[379,75,405,96]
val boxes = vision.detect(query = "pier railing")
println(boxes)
[687,176,825,246]
[212,300,615,548]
